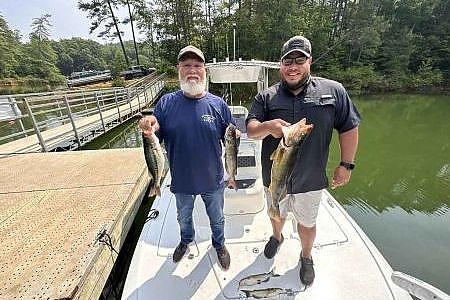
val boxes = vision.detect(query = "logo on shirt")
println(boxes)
[201,114,215,123]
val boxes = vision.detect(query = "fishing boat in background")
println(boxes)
[121,61,449,300]
[66,69,112,88]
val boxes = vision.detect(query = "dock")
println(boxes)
[0,148,150,299]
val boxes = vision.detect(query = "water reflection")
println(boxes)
[330,95,450,216]
[81,118,142,150]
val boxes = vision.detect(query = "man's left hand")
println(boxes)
[331,166,352,189]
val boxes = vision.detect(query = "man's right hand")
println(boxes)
[138,116,158,137]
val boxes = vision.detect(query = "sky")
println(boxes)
[0,0,139,44]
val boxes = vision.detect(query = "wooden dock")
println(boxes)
[0,148,150,299]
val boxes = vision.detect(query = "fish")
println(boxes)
[238,269,280,287]
[268,118,314,219]
[139,117,165,197]
[241,288,284,299]
[224,123,239,190]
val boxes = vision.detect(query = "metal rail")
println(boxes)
[0,73,166,155]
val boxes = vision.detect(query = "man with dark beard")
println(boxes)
[139,45,234,270]
[245,36,361,286]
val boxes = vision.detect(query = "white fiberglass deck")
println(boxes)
[121,128,411,299]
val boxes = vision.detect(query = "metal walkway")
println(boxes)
[0,74,165,156]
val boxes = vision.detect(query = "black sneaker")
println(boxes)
[263,234,284,259]
[216,245,230,270]
[299,255,315,285]
[173,242,189,263]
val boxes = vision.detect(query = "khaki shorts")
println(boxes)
[264,187,322,228]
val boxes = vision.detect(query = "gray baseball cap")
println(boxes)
[177,45,205,62]
[281,36,312,59]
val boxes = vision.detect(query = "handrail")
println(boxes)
[0,73,166,153]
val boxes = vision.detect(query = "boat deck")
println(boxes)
[122,173,411,299]
[0,148,149,299]
[121,126,411,300]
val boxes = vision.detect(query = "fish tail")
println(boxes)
[268,204,281,220]
[270,269,281,277]
[149,186,156,197]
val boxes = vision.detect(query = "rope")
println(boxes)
[145,208,159,223]
[96,229,119,255]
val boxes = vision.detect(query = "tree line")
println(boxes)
[1,0,449,94]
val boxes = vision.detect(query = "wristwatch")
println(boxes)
[340,161,355,170]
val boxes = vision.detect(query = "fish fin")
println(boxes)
[269,146,284,161]
[155,186,161,197]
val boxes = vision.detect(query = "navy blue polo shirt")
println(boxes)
[154,90,234,194]
[246,76,361,193]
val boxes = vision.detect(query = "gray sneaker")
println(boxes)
[173,242,189,263]
[216,245,230,270]
[299,255,315,285]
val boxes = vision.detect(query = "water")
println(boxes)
[87,94,450,298]
[329,94,450,294]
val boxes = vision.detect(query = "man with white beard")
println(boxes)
[139,45,234,270]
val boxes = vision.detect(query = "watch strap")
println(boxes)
[340,161,355,170]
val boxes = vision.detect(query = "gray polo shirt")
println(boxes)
[246,76,361,193]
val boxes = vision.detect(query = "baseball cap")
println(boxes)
[280,36,312,59]
[177,45,205,62]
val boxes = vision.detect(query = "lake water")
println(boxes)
[85,93,450,298]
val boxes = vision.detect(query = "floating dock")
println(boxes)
[0,148,149,299]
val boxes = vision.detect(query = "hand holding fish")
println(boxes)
[331,166,352,189]
[138,116,159,137]
[265,119,291,138]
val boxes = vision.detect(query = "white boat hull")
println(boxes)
[122,106,412,299]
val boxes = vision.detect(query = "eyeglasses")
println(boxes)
[179,63,205,70]
[281,56,308,66]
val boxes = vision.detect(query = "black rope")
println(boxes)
[96,229,119,255]
[145,208,159,223]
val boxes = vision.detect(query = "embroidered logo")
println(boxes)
[201,114,215,123]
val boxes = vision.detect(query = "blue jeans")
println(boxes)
[174,186,225,249]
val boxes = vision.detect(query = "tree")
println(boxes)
[16,14,64,84]
[78,0,130,66]
[52,38,108,75]
[0,15,21,78]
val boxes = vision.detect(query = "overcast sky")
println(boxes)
[0,0,138,43]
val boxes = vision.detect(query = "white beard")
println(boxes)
[179,75,206,97]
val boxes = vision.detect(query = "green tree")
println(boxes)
[16,14,64,84]
[78,0,130,66]
[0,15,21,78]
[52,38,108,75]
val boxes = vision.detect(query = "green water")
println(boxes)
[87,94,450,297]
[330,94,450,294]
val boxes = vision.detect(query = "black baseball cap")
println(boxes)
[281,36,312,59]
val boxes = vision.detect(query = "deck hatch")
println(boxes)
[238,156,256,168]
